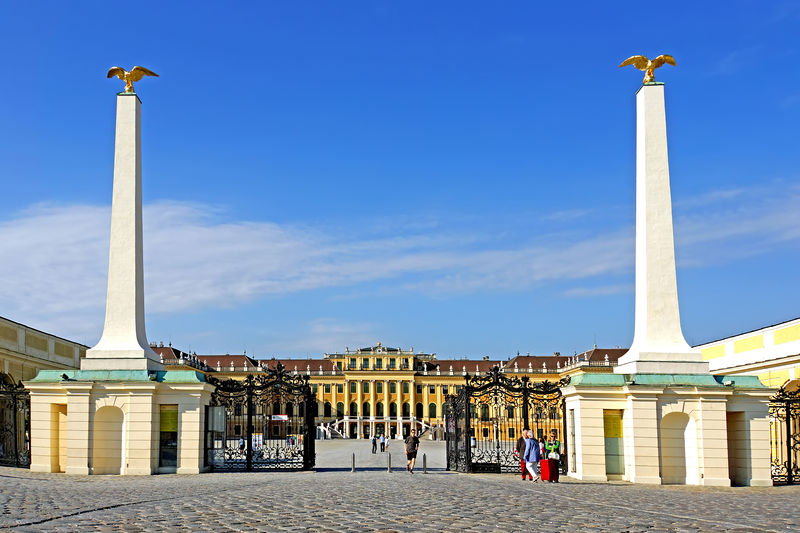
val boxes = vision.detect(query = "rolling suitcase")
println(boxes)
[541,458,559,482]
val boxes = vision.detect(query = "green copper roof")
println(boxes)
[30,369,206,383]
[569,372,767,389]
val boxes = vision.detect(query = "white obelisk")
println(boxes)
[615,83,707,375]
[83,92,162,371]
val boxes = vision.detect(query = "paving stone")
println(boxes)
[1,440,799,532]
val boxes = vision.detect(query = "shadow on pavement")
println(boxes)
[314,467,450,473]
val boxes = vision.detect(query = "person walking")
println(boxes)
[543,429,561,482]
[523,429,541,482]
[515,430,531,480]
[405,429,420,473]
[380,433,386,452]
[372,435,377,454]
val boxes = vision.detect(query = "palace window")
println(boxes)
[416,385,423,394]
[507,406,515,418]
[285,402,293,418]
[349,402,358,416]
[376,402,384,417]
[390,402,397,417]
[362,382,370,393]
[234,424,241,436]
[429,385,435,394]
[350,382,357,393]
[480,405,490,421]
[508,428,516,439]
[403,402,411,418]
[324,384,331,394]
[362,358,369,369]
[312,384,318,394]
[375,359,383,369]
[455,385,462,394]
[389,358,396,369]
[159,405,178,468]
[402,358,409,368]
[324,402,332,417]
[376,382,383,394]
[389,382,396,394]
[403,382,409,394]
[428,403,437,418]
[349,358,356,369]
[337,384,343,394]
[336,402,344,417]
[336,361,342,370]
[442,385,449,395]
[234,405,242,416]
[482,427,489,439]
[415,403,423,419]
[362,402,371,417]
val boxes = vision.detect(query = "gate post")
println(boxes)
[12,392,20,468]
[303,380,315,470]
[560,397,568,474]
[246,380,253,471]
[787,399,793,485]
[464,385,472,473]
[521,376,530,431]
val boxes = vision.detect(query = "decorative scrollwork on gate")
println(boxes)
[769,383,800,484]
[206,363,315,471]
[445,366,569,474]
[0,374,31,468]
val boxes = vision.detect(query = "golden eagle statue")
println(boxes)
[107,66,159,93]
[619,55,676,83]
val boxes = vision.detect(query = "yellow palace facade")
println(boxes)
[157,343,624,441]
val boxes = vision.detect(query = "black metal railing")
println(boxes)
[205,363,315,471]
[770,384,800,484]
[0,374,30,468]
[444,366,569,474]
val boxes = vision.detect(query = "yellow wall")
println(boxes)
[734,335,764,354]
[774,324,800,345]
[757,369,790,388]
[701,344,726,361]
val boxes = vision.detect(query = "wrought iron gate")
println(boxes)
[205,364,315,471]
[445,366,568,474]
[0,374,30,468]
[770,384,800,484]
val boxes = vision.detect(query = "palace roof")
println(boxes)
[258,358,337,372]
[422,359,501,374]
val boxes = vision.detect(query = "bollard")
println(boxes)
[352,452,355,473]
[423,453,427,474]
[387,452,392,472]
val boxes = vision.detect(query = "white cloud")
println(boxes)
[563,284,633,298]
[266,318,379,355]
[1,182,798,343]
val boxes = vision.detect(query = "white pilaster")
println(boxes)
[84,93,161,371]
[616,83,707,375]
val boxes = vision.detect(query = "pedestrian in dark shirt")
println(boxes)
[515,430,532,480]
[404,429,420,473]
[372,435,377,454]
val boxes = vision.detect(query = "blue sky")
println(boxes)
[1,1,799,358]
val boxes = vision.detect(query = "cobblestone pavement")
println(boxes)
[1,442,799,532]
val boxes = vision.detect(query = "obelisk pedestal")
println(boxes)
[615,83,707,375]
[82,92,162,371]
